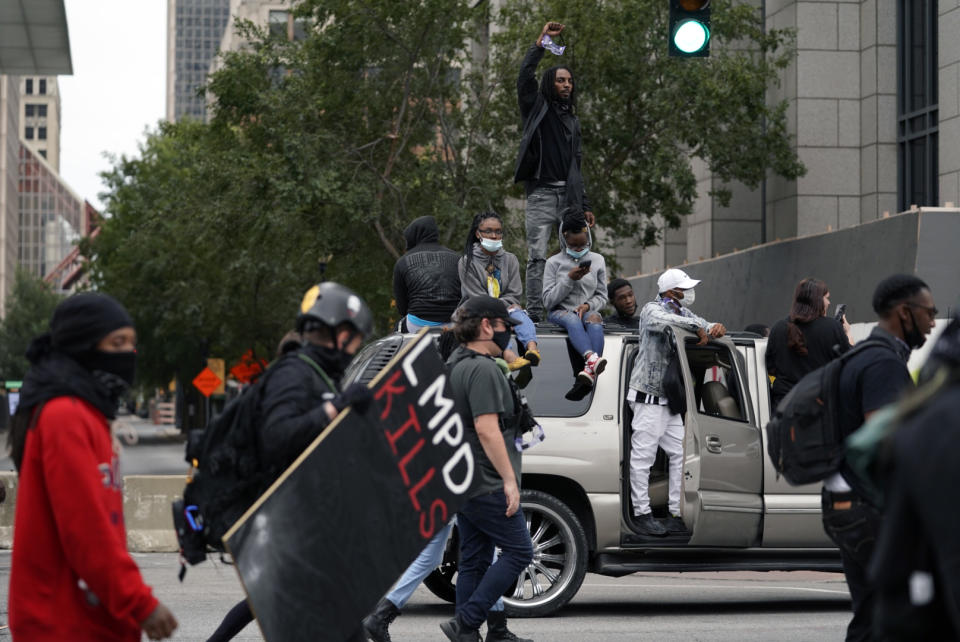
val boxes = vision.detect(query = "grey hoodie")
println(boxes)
[541,222,608,315]
[457,244,523,308]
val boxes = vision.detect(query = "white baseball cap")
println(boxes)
[658,268,701,293]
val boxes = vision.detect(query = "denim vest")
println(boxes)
[629,296,713,397]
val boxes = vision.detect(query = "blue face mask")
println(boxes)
[566,246,589,260]
[480,238,502,252]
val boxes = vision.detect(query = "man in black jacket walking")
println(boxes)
[393,215,462,331]
[515,21,593,321]
[206,281,375,642]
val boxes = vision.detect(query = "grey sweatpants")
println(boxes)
[524,185,567,318]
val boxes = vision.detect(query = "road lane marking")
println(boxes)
[581,582,849,595]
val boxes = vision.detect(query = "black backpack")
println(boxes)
[765,339,887,486]
[172,352,334,576]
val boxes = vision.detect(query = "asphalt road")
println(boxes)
[0,414,188,476]
[0,552,851,640]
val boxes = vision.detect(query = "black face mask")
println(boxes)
[491,328,512,353]
[903,308,927,349]
[80,350,137,386]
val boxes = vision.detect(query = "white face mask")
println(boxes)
[680,288,695,307]
[479,238,502,252]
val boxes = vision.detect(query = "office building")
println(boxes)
[166,0,231,122]
[19,76,60,171]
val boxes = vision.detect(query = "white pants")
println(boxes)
[629,401,684,516]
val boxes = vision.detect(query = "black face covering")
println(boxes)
[904,308,927,349]
[79,350,137,388]
[491,328,512,353]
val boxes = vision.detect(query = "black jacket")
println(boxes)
[392,216,461,323]
[513,44,591,213]
[258,343,341,474]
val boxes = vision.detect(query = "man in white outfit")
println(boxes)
[627,269,726,536]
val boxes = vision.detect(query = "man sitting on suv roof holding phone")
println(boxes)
[628,268,726,537]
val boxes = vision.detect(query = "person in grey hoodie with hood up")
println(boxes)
[393,216,462,332]
[542,211,608,388]
[458,211,541,374]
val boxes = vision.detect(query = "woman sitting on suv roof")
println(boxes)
[458,211,542,377]
[542,210,609,387]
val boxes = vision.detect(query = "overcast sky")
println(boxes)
[58,0,167,210]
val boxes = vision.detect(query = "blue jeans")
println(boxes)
[524,186,566,318]
[508,307,538,350]
[548,309,604,357]
[455,492,534,630]
[385,520,504,612]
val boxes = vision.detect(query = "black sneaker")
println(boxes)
[665,514,689,534]
[634,512,667,537]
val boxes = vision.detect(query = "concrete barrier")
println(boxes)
[0,472,185,553]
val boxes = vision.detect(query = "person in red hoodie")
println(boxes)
[6,293,178,641]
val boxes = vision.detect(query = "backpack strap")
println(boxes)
[296,353,337,392]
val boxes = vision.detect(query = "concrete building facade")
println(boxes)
[622,1,946,279]
[0,76,20,308]
[18,76,60,171]
[166,0,231,122]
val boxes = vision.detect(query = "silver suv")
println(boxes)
[345,326,838,617]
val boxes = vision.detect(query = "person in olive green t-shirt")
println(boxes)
[440,296,535,642]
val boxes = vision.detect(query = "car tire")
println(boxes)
[421,490,589,618]
[503,489,588,618]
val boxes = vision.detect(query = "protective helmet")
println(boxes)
[296,282,374,337]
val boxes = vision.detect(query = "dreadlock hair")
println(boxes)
[786,278,829,356]
[463,210,503,273]
[540,65,576,110]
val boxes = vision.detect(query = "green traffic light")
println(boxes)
[673,19,710,54]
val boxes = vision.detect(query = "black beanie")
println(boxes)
[29,293,134,362]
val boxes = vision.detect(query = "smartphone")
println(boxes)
[834,303,847,321]
[579,259,592,270]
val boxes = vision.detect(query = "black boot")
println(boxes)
[485,611,533,642]
[440,615,481,642]
[362,597,400,642]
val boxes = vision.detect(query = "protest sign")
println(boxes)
[224,331,475,640]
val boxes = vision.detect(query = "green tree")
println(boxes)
[0,270,62,381]
[85,0,802,386]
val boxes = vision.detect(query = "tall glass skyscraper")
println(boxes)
[166,0,231,122]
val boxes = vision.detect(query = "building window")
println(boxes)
[38,150,47,159]
[897,0,938,210]
[25,104,35,117]
[38,127,47,140]
[25,78,33,94]
[25,127,34,140]
[269,10,288,38]
[39,79,47,94]
[38,104,47,117]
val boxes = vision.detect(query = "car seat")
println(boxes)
[701,381,742,420]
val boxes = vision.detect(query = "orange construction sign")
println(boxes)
[192,366,223,398]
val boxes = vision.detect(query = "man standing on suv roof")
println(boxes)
[628,268,726,537]
[515,20,593,322]
[440,296,535,642]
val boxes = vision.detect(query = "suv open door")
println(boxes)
[671,328,764,547]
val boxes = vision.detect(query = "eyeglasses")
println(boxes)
[906,302,939,317]
[478,228,503,238]
[514,424,545,452]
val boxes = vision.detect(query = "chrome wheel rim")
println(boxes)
[503,501,578,610]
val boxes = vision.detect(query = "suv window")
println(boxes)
[518,337,595,418]
[683,342,749,423]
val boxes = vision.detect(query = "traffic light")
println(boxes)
[669,0,711,58]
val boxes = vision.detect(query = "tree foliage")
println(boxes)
[85,0,802,386]
[0,270,62,381]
